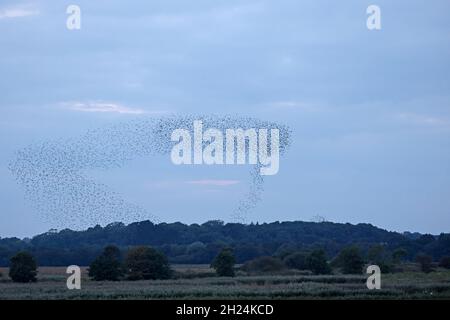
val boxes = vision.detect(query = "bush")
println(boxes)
[211,248,236,277]
[375,261,392,273]
[334,246,365,274]
[283,251,309,270]
[367,245,392,273]
[89,245,123,281]
[306,249,332,275]
[241,256,286,274]
[439,256,450,269]
[392,248,408,264]
[125,246,172,280]
[367,245,384,263]
[9,251,37,283]
[416,253,433,273]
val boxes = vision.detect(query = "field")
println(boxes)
[1,265,450,299]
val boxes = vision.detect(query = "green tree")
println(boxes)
[439,256,450,269]
[283,251,309,270]
[9,251,37,283]
[368,245,384,262]
[306,249,331,275]
[367,244,392,273]
[211,248,235,277]
[125,246,172,280]
[334,246,365,274]
[392,248,408,264]
[89,245,123,281]
[416,253,433,273]
[241,256,285,274]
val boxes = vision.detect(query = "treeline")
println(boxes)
[3,245,450,284]
[0,220,449,266]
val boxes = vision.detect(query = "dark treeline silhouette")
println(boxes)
[0,220,449,266]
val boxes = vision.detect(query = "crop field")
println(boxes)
[1,266,450,300]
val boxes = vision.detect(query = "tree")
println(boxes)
[392,248,408,264]
[306,249,331,275]
[439,256,450,269]
[416,253,433,273]
[367,244,392,273]
[416,234,435,245]
[89,245,123,281]
[3,221,449,267]
[9,251,37,283]
[241,256,285,274]
[283,251,309,270]
[334,246,365,274]
[125,246,171,280]
[211,248,236,277]
[368,245,385,262]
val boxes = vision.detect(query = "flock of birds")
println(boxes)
[9,115,291,229]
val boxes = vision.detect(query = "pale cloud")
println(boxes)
[270,101,306,109]
[186,180,240,187]
[148,3,263,29]
[266,101,322,112]
[150,14,190,28]
[145,179,240,190]
[145,181,178,190]
[62,101,167,115]
[0,6,39,19]
[397,112,450,127]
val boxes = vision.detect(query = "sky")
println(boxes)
[1,0,450,238]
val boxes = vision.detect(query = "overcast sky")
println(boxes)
[1,0,450,238]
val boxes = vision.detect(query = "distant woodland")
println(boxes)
[0,220,449,266]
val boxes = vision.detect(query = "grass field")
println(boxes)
[1,265,450,299]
